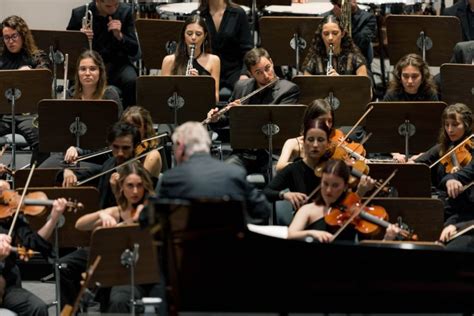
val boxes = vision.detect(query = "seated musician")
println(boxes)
[206,47,300,177]
[0,15,50,166]
[158,121,271,224]
[161,14,221,102]
[0,192,67,315]
[277,98,353,172]
[383,53,438,163]
[61,162,162,313]
[302,15,368,77]
[62,122,140,209]
[442,0,474,41]
[288,159,399,243]
[410,103,474,192]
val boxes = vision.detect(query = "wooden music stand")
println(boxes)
[292,75,372,126]
[364,101,447,155]
[88,225,160,288]
[386,15,461,65]
[362,197,444,242]
[136,76,215,125]
[259,17,322,72]
[32,30,89,81]
[367,163,431,197]
[440,63,474,110]
[135,19,184,71]
[37,99,119,152]
[22,186,100,248]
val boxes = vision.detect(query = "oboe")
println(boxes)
[185,44,196,75]
[326,43,334,75]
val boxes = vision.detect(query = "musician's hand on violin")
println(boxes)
[99,210,118,228]
[309,230,333,243]
[63,169,77,187]
[383,224,401,241]
[356,175,376,197]
[0,234,11,261]
[283,192,307,210]
[51,198,67,221]
[446,179,464,199]
[108,16,123,41]
[439,224,457,242]
[80,27,94,41]
[207,108,220,123]
[391,152,407,163]
[64,146,79,164]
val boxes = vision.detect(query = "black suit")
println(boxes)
[67,1,139,107]
[230,78,300,104]
[159,153,271,224]
[450,40,474,63]
[443,0,474,41]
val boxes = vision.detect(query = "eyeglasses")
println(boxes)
[3,33,20,43]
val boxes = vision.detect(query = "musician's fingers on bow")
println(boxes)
[384,224,401,241]
[63,169,78,188]
[0,164,8,175]
[439,224,457,242]
[446,179,463,199]
[207,108,219,123]
[64,146,79,163]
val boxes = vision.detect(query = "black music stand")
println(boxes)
[37,100,119,152]
[32,30,89,97]
[136,19,184,71]
[367,163,431,197]
[440,63,474,110]
[259,17,322,72]
[0,69,52,184]
[363,198,444,241]
[229,105,306,182]
[136,76,215,125]
[293,75,372,126]
[364,102,446,157]
[386,15,461,65]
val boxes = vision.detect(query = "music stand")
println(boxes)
[367,163,431,197]
[32,30,89,96]
[259,17,322,72]
[293,75,372,126]
[386,15,461,65]
[38,100,119,152]
[136,19,184,71]
[229,105,306,182]
[136,76,215,125]
[440,64,474,110]
[364,102,446,157]
[0,69,52,185]
[362,197,444,241]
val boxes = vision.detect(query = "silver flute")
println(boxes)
[326,43,334,75]
[185,44,196,75]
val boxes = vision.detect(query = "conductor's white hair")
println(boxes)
[172,121,211,156]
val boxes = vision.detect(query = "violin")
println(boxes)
[324,192,417,240]
[440,139,473,173]
[0,190,84,219]
[330,129,367,160]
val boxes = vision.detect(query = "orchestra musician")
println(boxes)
[158,121,271,224]
[0,15,50,166]
[288,159,395,243]
[442,0,474,42]
[60,162,163,314]
[302,14,368,77]
[161,15,221,102]
[207,48,300,177]
[410,103,473,192]
[196,0,253,97]
[67,0,139,108]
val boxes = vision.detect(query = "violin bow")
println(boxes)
[8,163,36,237]
[75,146,163,186]
[429,134,474,169]
[337,105,374,147]
[330,169,397,242]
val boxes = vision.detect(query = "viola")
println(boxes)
[0,190,84,219]
[324,192,417,240]
[440,140,473,173]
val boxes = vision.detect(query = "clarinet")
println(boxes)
[326,43,334,75]
[185,44,196,75]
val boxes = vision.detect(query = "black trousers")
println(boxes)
[2,285,48,316]
[107,63,137,109]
